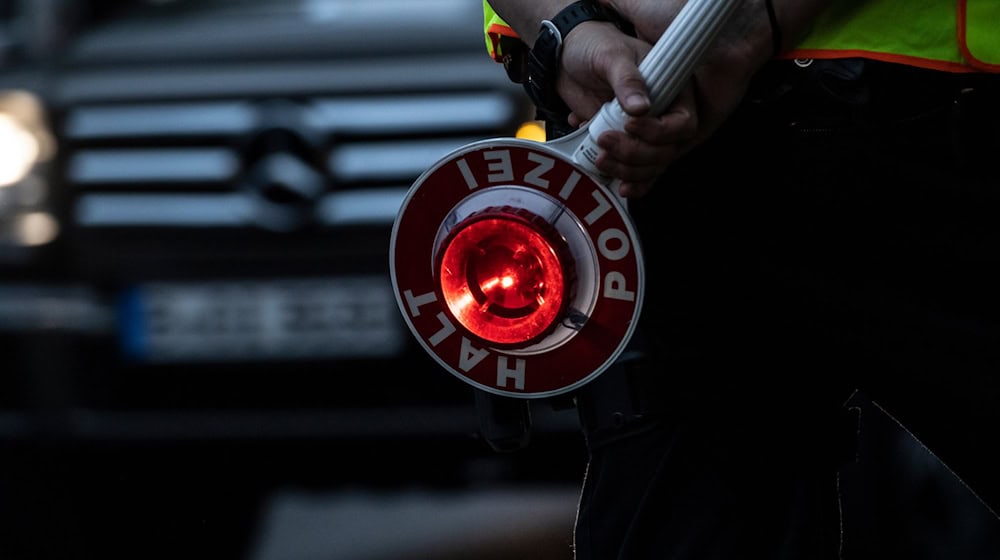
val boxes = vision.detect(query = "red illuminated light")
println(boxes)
[437,208,573,347]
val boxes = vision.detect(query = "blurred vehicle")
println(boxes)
[0,1,584,558]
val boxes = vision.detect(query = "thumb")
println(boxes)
[605,44,651,116]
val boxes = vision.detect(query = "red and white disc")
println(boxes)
[390,138,643,398]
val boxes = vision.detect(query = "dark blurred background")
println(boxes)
[0,1,997,559]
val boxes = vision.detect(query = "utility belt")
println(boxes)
[572,332,861,469]
[746,58,1000,174]
[749,57,1000,116]
[573,332,666,448]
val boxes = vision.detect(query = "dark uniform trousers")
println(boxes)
[571,59,1000,559]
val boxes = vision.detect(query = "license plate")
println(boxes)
[118,277,406,363]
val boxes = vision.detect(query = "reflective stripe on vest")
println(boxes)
[786,0,1000,73]
[483,1,519,62]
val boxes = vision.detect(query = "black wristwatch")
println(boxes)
[524,0,635,134]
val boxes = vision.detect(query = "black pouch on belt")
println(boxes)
[951,82,1000,177]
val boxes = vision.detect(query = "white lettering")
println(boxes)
[459,337,491,371]
[428,312,457,346]
[496,356,526,390]
[485,150,514,183]
[584,189,612,225]
[524,152,554,189]
[558,171,581,200]
[455,158,477,190]
[403,289,437,317]
[598,228,630,261]
[604,271,635,302]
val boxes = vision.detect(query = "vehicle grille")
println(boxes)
[66,90,522,232]
[43,53,537,424]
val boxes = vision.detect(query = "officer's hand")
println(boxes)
[556,21,696,198]
[581,0,780,197]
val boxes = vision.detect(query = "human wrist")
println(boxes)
[769,0,835,53]
[725,0,830,65]
[525,2,635,124]
[764,0,783,58]
[714,0,781,73]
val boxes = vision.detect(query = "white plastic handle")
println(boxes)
[550,0,741,181]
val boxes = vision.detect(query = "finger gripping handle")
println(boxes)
[572,0,741,176]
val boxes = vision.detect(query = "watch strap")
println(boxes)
[526,1,606,116]
[524,1,635,137]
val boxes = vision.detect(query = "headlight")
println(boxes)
[0,112,40,187]
[0,90,58,248]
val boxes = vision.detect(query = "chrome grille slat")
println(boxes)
[75,193,254,227]
[56,57,509,104]
[306,92,515,135]
[64,86,524,231]
[74,190,409,227]
[68,148,240,184]
[315,188,409,226]
[65,101,259,139]
[328,137,482,183]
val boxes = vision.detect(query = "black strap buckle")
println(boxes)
[523,0,635,137]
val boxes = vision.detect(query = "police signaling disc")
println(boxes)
[389,138,643,398]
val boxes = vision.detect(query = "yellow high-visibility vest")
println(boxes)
[483,0,518,63]
[483,0,1000,72]
[787,0,1000,72]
